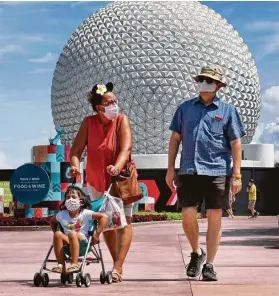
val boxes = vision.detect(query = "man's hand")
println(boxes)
[166,168,177,190]
[231,178,242,195]
[69,166,80,177]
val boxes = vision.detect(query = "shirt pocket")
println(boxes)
[207,115,225,134]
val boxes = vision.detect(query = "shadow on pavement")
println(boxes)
[0,278,100,288]
[0,278,188,287]
[265,246,279,249]
[198,227,279,249]
[220,238,279,249]
[222,228,279,237]
[201,227,279,237]
[123,278,187,282]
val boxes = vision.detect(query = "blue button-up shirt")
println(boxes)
[169,96,246,176]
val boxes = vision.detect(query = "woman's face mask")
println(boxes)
[103,103,119,120]
[197,81,217,93]
[65,198,81,212]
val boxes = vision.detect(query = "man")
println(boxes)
[247,179,259,218]
[166,66,246,281]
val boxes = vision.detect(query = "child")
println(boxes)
[50,185,107,274]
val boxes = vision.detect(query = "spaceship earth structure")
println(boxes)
[51,1,261,154]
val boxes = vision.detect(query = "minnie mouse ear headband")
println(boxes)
[91,82,114,96]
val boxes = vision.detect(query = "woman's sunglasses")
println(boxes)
[197,77,215,84]
[101,100,118,107]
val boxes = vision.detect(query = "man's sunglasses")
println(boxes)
[197,77,215,84]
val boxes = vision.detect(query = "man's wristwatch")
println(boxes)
[232,173,242,179]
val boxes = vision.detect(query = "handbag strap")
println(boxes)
[112,116,119,164]
[113,115,131,164]
[106,183,113,194]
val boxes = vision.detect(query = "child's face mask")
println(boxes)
[65,198,81,211]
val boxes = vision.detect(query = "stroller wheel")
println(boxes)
[41,273,49,287]
[100,271,106,284]
[106,271,113,284]
[60,273,67,285]
[67,273,74,284]
[84,273,91,287]
[33,273,42,287]
[76,273,83,287]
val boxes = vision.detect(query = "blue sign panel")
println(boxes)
[10,163,50,205]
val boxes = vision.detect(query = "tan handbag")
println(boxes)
[110,117,143,205]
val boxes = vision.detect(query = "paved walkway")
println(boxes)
[0,217,278,296]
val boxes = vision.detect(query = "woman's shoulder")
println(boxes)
[115,114,130,131]
[84,114,100,127]
[85,114,98,122]
[117,113,129,123]
[119,113,128,119]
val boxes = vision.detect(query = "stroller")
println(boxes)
[33,220,112,288]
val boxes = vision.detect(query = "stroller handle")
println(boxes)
[88,220,98,238]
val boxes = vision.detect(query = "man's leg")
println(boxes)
[182,207,200,253]
[202,176,230,281]
[177,175,206,277]
[206,209,222,264]
[251,201,259,217]
[248,201,256,217]
[254,204,259,217]
[182,207,206,277]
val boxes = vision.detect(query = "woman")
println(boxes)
[69,82,133,283]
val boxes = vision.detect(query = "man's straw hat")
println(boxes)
[194,66,227,87]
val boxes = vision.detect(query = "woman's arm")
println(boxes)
[114,115,132,170]
[70,118,88,175]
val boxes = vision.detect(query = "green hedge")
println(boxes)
[0,212,200,226]
[133,212,201,220]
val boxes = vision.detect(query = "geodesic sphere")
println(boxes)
[51,1,260,154]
